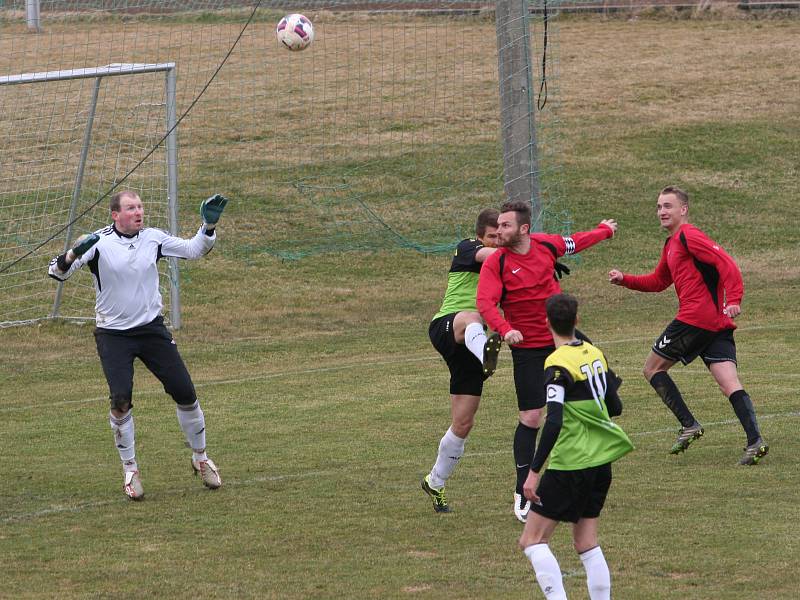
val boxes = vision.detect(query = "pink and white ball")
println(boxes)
[276,14,314,52]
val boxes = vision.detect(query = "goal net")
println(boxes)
[0,0,564,327]
[0,61,178,328]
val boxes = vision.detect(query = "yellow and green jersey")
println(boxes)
[543,341,634,471]
[432,238,485,320]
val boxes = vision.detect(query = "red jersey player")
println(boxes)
[476,200,618,522]
[608,186,768,465]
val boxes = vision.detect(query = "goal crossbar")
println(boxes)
[0,61,182,328]
[0,62,176,86]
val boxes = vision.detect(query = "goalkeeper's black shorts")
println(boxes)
[94,316,197,409]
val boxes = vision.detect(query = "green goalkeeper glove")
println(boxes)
[61,232,100,269]
[200,194,228,227]
[71,233,100,258]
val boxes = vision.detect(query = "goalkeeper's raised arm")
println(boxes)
[158,193,229,260]
[48,232,101,280]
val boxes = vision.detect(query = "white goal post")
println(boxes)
[0,62,183,329]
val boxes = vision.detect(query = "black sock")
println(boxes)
[513,422,538,494]
[649,371,697,428]
[729,389,761,445]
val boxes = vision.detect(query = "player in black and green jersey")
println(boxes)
[421,208,503,513]
[519,294,633,600]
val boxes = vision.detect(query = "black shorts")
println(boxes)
[94,316,197,409]
[509,346,554,411]
[652,320,737,367]
[529,463,613,523]
[429,314,485,396]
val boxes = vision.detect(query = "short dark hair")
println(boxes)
[475,208,499,237]
[499,199,531,227]
[110,190,139,212]
[546,293,578,337]
[659,185,689,206]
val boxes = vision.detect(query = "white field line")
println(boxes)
[3,411,799,525]
[1,322,796,414]
[220,322,792,346]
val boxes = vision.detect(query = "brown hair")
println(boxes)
[545,293,578,337]
[659,186,689,206]
[475,208,499,237]
[110,190,140,212]
[499,199,531,227]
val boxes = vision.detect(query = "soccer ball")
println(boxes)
[276,14,314,52]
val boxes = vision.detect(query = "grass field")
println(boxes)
[2,12,800,600]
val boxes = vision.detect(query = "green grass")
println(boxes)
[2,13,800,600]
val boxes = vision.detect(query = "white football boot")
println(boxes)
[191,457,222,489]
[123,470,144,501]
[514,492,530,523]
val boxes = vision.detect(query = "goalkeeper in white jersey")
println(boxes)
[48,189,228,500]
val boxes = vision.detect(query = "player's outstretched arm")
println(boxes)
[49,232,100,278]
[160,195,229,260]
[70,233,100,260]
[556,218,618,256]
[200,193,228,232]
[609,247,672,293]
[599,218,618,236]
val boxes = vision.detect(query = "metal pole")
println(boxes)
[496,0,541,229]
[165,66,181,329]
[51,77,101,318]
[26,0,41,33]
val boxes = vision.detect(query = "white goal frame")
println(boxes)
[0,62,183,329]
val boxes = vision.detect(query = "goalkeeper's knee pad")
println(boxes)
[110,393,132,412]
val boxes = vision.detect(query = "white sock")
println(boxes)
[176,400,207,458]
[523,543,567,600]
[428,427,466,489]
[110,409,136,469]
[464,322,487,363]
[580,546,611,600]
